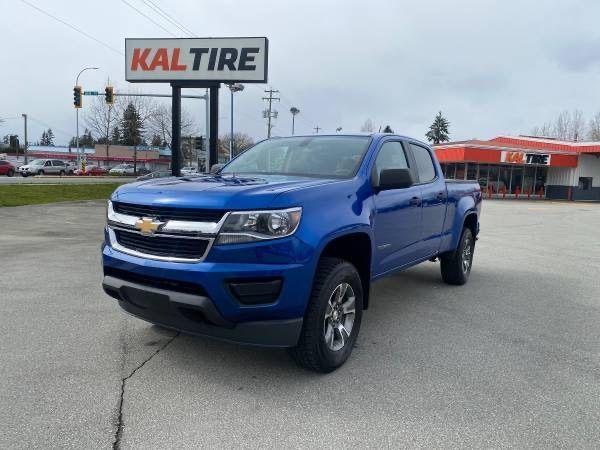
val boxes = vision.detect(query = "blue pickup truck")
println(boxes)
[102,134,481,372]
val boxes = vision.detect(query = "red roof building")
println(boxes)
[434,136,600,200]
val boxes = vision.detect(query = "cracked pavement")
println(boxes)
[1,200,599,448]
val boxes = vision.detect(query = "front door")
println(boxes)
[372,140,423,276]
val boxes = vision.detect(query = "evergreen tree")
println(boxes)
[383,125,394,133]
[150,134,162,147]
[46,129,55,146]
[425,111,450,144]
[111,127,120,145]
[40,130,48,146]
[120,103,144,146]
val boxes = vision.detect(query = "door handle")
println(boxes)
[409,196,421,206]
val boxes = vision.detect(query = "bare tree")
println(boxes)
[588,112,600,141]
[360,118,375,132]
[85,97,119,157]
[218,133,254,162]
[569,109,586,141]
[553,110,571,140]
[147,103,196,147]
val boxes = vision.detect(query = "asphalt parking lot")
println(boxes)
[1,200,599,448]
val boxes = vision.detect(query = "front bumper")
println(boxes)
[102,232,316,347]
[102,274,303,347]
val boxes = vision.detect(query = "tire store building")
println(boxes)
[434,136,600,201]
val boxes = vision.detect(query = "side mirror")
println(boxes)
[377,168,413,191]
[210,163,224,174]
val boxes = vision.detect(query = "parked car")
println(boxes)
[136,170,172,181]
[0,160,16,177]
[75,165,108,176]
[135,167,151,176]
[18,159,71,177]
[102,134,482,372]
[108,164,136,176]
[180,165,198,176]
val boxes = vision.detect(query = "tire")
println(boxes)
[289,257,363,373]
[37,170,44,176]
[7,169,14,177]
[21,172,28,177]
[440,227,475,285]
[59,170,65,176]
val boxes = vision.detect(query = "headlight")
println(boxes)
[216,208,302,244]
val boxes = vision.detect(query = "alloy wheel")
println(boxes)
[323,283,356,351]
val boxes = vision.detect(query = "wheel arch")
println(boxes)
[318,230,373,309]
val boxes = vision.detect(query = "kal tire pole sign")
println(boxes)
[125,37,268,83]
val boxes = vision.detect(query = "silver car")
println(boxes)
[18,159,72,177]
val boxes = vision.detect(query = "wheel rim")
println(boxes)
[462,234,473,273]
[323,283,356,352]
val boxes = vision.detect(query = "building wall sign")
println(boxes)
[500,151,551,165]
[125,37,268,83]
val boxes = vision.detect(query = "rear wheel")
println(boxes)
[59,170,65,176]
[440,227,475,285]
[7,169,14,177]
[289,257,363,373]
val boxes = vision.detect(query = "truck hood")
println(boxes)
[112,174,339,210]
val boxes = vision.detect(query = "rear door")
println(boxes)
[372,139,423,275]
[408,142,447,256]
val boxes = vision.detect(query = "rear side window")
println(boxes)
[410,144,436,183]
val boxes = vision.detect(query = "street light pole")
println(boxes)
[22,114,28,164]
[227,83,244,160]
[75,66,98,167]
[290,107,300,135]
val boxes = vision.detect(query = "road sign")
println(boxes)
[125,37,268,83]
[83,91,98,96]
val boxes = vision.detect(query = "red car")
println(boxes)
[74,165,108,176]
[0,160,16,177]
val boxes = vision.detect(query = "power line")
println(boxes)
[140,0,195,37]
[120,0,177,37]
[19,0,123,56]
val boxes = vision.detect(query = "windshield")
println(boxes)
[29,159,45,165]
[221,136,371,178]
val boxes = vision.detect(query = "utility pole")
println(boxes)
[262,89,280,138]
[21,114,28,163]
[290,107,300,135]
[314,125,321,134]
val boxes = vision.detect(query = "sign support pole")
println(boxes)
[209,85,219,170]
[171,84,182,177]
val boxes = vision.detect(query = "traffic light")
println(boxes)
[105,86,114,105]
[73,86,82,108]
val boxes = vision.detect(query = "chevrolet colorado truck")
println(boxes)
[102,134,481,372]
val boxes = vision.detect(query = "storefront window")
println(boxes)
[535,166,547,193]
[523,166,536,194]
[511,166,523,193]
[488,165,500,192]
[445,163,456,179]
[478,164,489,189]
[499,166,510,193]
[467,163,478,181]
[455,163,466,180]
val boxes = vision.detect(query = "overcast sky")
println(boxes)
[2,0,600,146]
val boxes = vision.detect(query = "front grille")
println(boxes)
[113,201,224,222]
[114,229,210,260]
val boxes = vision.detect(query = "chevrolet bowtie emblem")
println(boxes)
[134,217,163,235]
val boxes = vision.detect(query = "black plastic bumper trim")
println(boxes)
[102,275,303,347]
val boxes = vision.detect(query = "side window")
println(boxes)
[44,160,52,167]
[410,144,436,183]
[53,160,64,166]
[374,141,409,174]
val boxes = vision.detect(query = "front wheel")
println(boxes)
[37,170,44,176]
[289,257,363,373]
[440,227,475,285]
